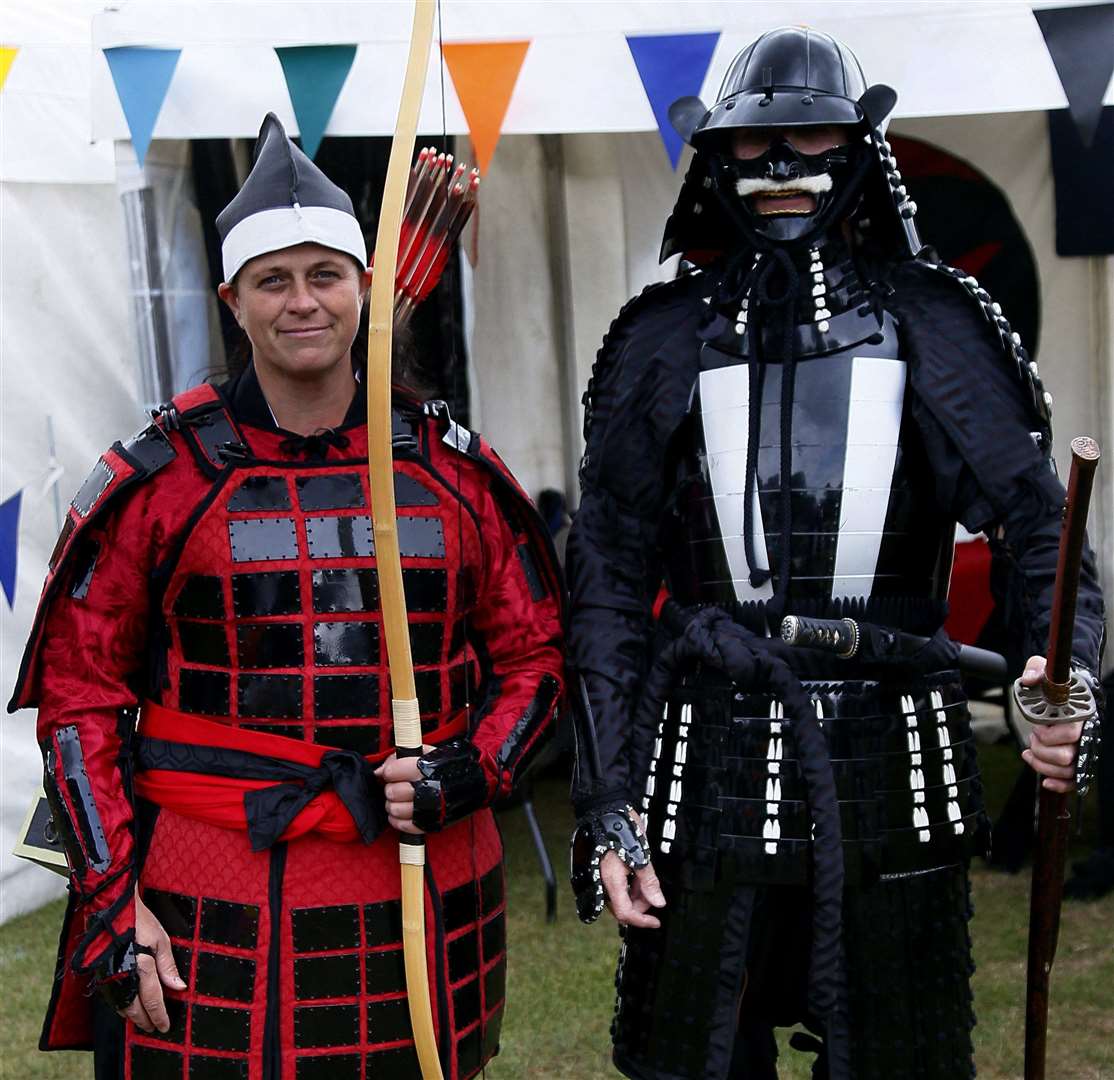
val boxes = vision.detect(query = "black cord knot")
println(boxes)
[752,246,800,312]
[279,428,351,460]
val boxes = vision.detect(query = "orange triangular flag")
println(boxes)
[0,47,19,93]
[442,41,529,174]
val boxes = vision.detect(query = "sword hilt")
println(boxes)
[1044,436,1101,688]
[780,615,859,658]
[782,614,1009,680]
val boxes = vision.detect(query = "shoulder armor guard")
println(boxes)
[164,384,250,476]
[8,416,177,711]
[48,421,177,578]
[921,259,1052,438]
[583,271,705,443]
[8,384,243,713]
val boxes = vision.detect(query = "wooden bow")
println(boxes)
[366,2,441,1076]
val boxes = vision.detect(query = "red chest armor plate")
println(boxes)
[162,455,479,756]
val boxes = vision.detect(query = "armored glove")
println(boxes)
[570,803,651,924]
[410,739,489,832]
[1075,667,1104,797]
[91,936,141,1011]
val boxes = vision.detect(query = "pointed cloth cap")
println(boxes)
[216,113,367,281]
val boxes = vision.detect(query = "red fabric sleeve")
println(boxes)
[462,467,565,802]
[35,480,165,972]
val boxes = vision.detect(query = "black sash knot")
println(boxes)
[243,750,384,851]
[135,737,388,852]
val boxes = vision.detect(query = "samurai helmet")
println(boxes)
[662,27,920,259]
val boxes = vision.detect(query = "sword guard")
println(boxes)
[1012,669,1097,726]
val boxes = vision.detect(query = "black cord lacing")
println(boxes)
[278,428,351,460]
[736,246,800,606]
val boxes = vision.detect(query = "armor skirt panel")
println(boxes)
[119,805,505,1080]
[613,672,985,1080]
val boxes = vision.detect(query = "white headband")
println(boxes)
[221,205,367,281]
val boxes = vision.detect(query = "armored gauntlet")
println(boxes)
[570,804,651,924]
[1075,667,1104,796]
[410,739,489,832]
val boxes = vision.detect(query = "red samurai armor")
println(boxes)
[9,371,565,1080]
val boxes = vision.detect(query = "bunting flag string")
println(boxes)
[626,31,720,169]
[0,490,22,610]
[103,46,181,166]
[0,46,18,93]
[275,45,357,160]
[442,41,530,174]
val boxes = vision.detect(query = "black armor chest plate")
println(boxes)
[665,311,955,610]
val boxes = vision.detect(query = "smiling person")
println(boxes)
[566,27,1104,1080]
[10,114,564,1080]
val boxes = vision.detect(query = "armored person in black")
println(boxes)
[567,27,1105,1080]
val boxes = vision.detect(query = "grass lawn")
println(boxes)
[2,741,1111,1079]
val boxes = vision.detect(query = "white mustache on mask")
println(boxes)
[734,174,834,198]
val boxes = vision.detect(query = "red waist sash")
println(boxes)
[134,702,465,845]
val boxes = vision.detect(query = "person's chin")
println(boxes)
[272,342,347,378]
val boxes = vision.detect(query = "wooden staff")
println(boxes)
[1013,435,1101,1080]
[366,1,442,1077]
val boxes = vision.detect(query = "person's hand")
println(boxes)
[375,748,431,835]
[600,850,667,929]
[1019,655,1084,794]
[119,892,186,1033]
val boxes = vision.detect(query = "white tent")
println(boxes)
[2,0,1112,920]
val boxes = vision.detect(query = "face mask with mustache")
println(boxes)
[716,135,864,244]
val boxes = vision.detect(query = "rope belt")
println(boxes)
[133,702,465,850]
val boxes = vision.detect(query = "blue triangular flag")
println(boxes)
[0,489,22,609]
[626,32,720,169]
[275,45,358,160]
[103,47,181,167]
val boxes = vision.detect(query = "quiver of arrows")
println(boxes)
[391,147,480,330]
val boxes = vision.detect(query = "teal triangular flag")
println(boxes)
[276,45,358,159]
[0,489,22,609]
[103,47,181,166]
[627,32,720,168]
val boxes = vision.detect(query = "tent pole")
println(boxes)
[540,133,581,508]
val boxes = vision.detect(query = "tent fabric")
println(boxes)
[84,1,1114,144]
[0,0,116,184]
[0,179,141,920]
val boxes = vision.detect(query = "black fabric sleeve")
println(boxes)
[566,489,661,807]
[566,277,708,811]
[894,261,1105,675]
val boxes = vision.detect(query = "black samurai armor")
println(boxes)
[568,25,1105,1080]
